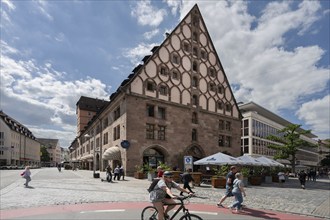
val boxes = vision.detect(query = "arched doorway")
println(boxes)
[143,148,165,169]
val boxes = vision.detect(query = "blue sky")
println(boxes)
[1,0,329,147]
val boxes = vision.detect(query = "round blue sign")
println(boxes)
[121,140,130,149]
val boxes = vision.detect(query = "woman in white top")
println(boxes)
[230,172,246,213]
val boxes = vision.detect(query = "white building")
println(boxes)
[239,102,319,168]
[0,111,40,166]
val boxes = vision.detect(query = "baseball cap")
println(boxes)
[163,171,173,177]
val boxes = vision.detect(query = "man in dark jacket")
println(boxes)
[217,166,237,207]
[298,170,307,189]
[180,169,195,196]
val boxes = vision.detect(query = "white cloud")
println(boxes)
[164,0,182,15]
[1,0,16,11]
[34,0,53,21]
[123,43,158,65]
[0,41,110,147]
[131,0,167,27]
[296,95,330,139]
[143,29,160,40]
[177,1,329,138]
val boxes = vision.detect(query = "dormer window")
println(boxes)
[193,47,198,57]
[160,66,168,76]
[209,68,216,78]
[183,42,190,52]
[192,76,198,87]
[210,82,216,92]
[172,54,180,65]
[192,61,198,72]
[218,85,224,94]
[192,32,198,42]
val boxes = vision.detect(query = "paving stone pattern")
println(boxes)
[0,168,329,219]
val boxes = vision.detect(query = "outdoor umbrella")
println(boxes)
[257,156,285,167]
[194,152,242,165]
[236,154,268,166]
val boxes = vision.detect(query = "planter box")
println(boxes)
[211,177,226,188]
[264,176,272,183]
[272,175,279,182]
[134,172,145,179]
[249,176,262,185]
[191,172,202,186]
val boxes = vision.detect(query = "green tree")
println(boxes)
[267,124,316,173]
[40,146,50,162]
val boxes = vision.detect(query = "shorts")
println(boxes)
[225,186,233,197]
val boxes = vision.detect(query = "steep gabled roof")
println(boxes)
[0,110,36,139]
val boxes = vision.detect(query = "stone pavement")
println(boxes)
[0,168,329,219]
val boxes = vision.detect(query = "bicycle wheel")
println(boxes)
[141,206,158,220]
[179,213,203,220]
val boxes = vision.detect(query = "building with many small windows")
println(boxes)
[0,110,40,166]
[239,102,320,168]
[69,4,242,175]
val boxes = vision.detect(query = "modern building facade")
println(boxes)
[69,4,242,175]
[0,110,40,166]
[38,138,61,167]
[239,102,320,168]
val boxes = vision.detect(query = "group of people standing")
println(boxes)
[105,164,124,182]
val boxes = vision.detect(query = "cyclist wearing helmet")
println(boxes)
[149,171,193,220]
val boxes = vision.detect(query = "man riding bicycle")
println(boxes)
[149,171,194,220]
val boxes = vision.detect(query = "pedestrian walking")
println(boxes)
[229,172,246,213]
[298,170,307,189]
[278,171,286,187]
[180,168,195,196]
[105,164,112,182]
[217,166,237,208]
[21,166,32,187]
[120,165,125,180]
[114,165,120,181]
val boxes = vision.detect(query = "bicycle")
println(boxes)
[141,195,202,220]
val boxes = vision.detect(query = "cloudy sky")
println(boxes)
[1,0,329,148]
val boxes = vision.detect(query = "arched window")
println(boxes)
[192,129,197,141]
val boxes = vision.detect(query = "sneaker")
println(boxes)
[217,203,224,208]
[227,205,234,210]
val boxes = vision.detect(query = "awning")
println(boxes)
[102,146,121,161]
[80,154,93,160]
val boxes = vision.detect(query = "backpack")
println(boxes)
[147,178,160,192]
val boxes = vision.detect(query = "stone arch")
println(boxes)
[143,144,170,168]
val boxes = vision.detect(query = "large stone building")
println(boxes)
[0,110,40,167]
[69,4,242,175]
[239,102,320,168]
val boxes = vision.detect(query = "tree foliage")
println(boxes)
[40,146,50,162]
[267,124,316,172]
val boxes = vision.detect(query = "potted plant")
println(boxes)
[211,165,228,188]
[240,167,250,186]
[144,164,156,181]
[248,166,262,185]
[134,165,145,179]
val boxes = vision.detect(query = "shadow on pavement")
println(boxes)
[239,207,279,220]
